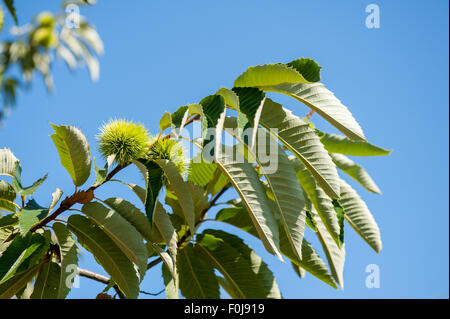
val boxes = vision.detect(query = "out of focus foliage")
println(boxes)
[0,0,103,120]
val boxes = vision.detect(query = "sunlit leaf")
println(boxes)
[331,153,381,194]
[339,179,382,253]
[50,124,91,187]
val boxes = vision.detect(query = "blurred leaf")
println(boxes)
[2,0,17,24]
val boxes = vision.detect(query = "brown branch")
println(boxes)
[147,257,163,269]
[177,186,230,247]
[30,164,126,232]
[78,268,126,299]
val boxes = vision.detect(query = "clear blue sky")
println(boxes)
[1,0,448,299]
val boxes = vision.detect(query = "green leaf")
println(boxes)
[291,261,306,278]
[0,262,42,299]
[0,180,16,212]
[0,7,4,31]
[81,201,147,279]
[137,159,164,225]
[339,179,382,253]
[177,243,220,299]
[93,158,108,187]
[188,153,228,195]
[52,222,79,298]
[30,261,62,299]
[313,210,346,289]
[232,87,266,147]
[319,131,391,156]
[223,116,306,260]
[49,188,63,213]
[165,182,209,222]
[0,232,48,284]
[0,215,17,253]
[215,87,240,109]
[162,262,179,299]
[332,199,345,247]
[286,58,322,83]
[196,229,281,299]
[50,124,92,187]
[112,179,146,204]
[265,83,365,140]
[199,94,226,153]
[290,156,341,247]
[331,153,381,194]
[260,98,340,198]
[67,214,140,299]
[171,105,189,137]
[103,197,155,243]
[155,159,195,232]
[153,202,177,268]
[215,146,282,260]
[11,165,47,196]
[18,199,48,235]
[217,275,241,299]
[159,111,172,131]
[0,213,17,228]
[234,63,312,88]
[216,202,336,288]
[0,148,19,177]
[15,278,34,299]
